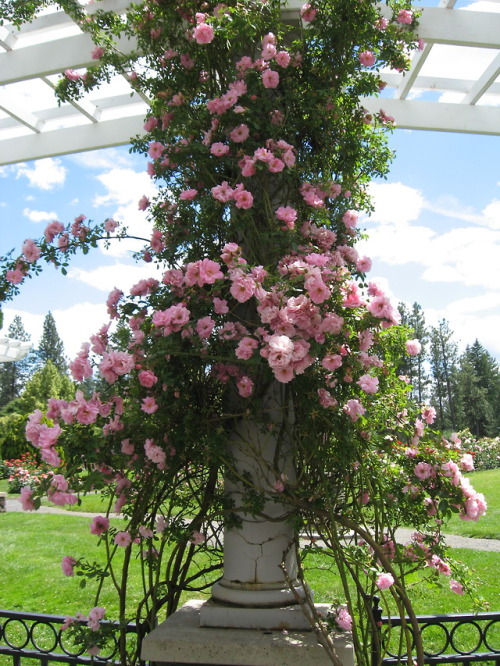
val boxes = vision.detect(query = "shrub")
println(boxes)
[3,452,52,494]
[458,430,500,471]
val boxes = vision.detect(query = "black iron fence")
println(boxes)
[0,609,145,666]
[3,605,500,666]
[371,599,500,666]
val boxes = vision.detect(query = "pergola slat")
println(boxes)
[0,0,499,167]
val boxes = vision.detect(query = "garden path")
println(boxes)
[5,496,500,552]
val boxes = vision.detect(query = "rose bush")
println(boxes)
[0,1,486,665]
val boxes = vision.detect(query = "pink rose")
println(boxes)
[193,22,214,44]
[262,69,280,89]
[356,374,379,394]
[22,238,41,263]
[449,579,464,595]
[90,516,110,536]
[20,486,36,511]
[300,3,317,21]
[141,397,158,414]
[405,339,422,356]
[359,50,376,67]
[61,556,77,577]
[139,370,158,387]
[233,189,254,209]
[397,9,413,24]
[376,572,394,590]
[210,142,230,157]
[179,188,198,201]
[114,531,132,547]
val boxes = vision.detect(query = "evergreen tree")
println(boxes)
[458,340,500,436]
[37,311,67,374]
[0,361,74,459]
[0,316,34,408]
[397,302,429,403]
[429,320,459,431]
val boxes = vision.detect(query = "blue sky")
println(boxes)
[1,126,499,364]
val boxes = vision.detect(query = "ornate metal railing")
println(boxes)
[371,599,500,666]
[0,609,146,666]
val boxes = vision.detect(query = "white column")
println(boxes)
[201,382,307,627]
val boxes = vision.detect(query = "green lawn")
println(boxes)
[1,512,499,620]
[1,468,499,621]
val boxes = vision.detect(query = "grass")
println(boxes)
[1,512,499,620]
[0,468,499,621]
[0,513,221,618]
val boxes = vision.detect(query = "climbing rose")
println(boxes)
[405,339,422,356]
[359,51,376,67]
[262,70,280,89]
[114,531,132,547]
[138,370,158,387]
[61,556,77,577]
[90,515,110,536]
[193,23,214,44]
[20,486,36,511]
[449,579,464,595]
[376,572,394,590]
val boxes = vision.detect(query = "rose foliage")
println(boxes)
[0,1,487,664]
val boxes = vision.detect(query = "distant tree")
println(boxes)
[0,361,74,459]
[37,311,67,374]
[457,340,500,436]
[455,357,494,437]
[0,315,35,408]
[429,320,459,431]
[397,302,430,403]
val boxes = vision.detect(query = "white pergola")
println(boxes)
[0,336,32,362]
[0,0,499,168]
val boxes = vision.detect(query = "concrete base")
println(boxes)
[141,600,354,666]
[199,598,329,630]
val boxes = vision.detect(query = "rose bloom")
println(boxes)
[179,188,198,201]
[233,189,254,209]
[193,22,214,44]
[61,556,77,577]
[449,579,464,595]
[397,9,413,24]
[141,397,158,414]
[114,531,132,547]
[210,142,230,157]
[359,50,376,67]
[376,572,394,590]
[262,69,280,89]
[405,339,422,356]
[22,238,41,263]
[90,515,110,536]
[138,370,158,387]
[229,124,250,143]
[300,2,317,21]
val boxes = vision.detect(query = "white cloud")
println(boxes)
[93,167,155,208]
[362,181,500,291]
[92,167,158,257]
[71,148,134,171]
[3,303,111,361]
[424,303,500,361]
[366,182,425,224]
[23,208,58,223]
[483,200,500,229]
[68,262,162,294]
[15,158,67,190]
[420,227,500,290]
[360,222,436,265]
